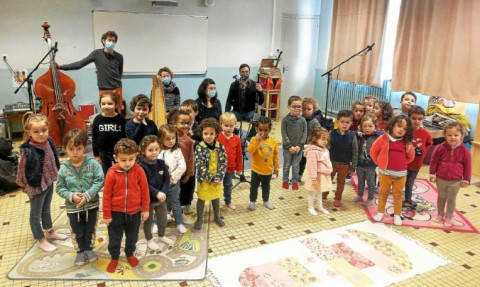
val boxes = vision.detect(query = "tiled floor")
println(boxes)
[1,122,480,286]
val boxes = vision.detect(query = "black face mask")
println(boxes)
[241,74,249,81]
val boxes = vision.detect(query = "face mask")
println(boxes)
[105,41,115,51]
[241,73,249,80]
[207,90,216,98]
[162,77,171,85]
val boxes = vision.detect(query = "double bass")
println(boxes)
[34,22,86,147]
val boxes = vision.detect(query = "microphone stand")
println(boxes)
[321,43,373,117]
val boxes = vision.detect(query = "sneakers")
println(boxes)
[166,213,173,222]
[176,224,187,234]
[182,214,194,225]
[292,183,299,190]
[363,198,373,206]
[47,229,67,240]
[38,238,57,252]
[127,255,140,267]
[402,200,417,208]
[282,182,289,189]
[318,207,330,215]
[106,259,118,273]
[308,208,318,216]
[74,252,86,266]
[85,250,98,262]
[333,200,342,207]
[147,239,160,250]
[247,202,255,211]
[263,201,275,210]
[373,212,384,222]
[394,214,402,226]
[433,215,443,223]
[353,195,362,202]
[158,236,174,245]
[227,203,237,210]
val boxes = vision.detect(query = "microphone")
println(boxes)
[232,74,238,80]
[367,43,375,51]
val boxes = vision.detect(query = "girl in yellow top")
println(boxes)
[194,118,227,230]
[247,117,279,211]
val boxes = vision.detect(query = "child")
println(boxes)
[103,139,150,272]
[394,92,416,116]
[304,127,331,215]
[16,113,66,252]
[374,101,393,131]
[350,101,366,131]
[158,124,187,233]
[181,99,200,142]
[328,110,358,207]
[158,66,181,113]
[429,122,471,227]
[217,112,242,210]
[247,117,279,211]
[353,115,382,206]
[168,109,196,220]
[194,118,227,229]
[299,97,321,181]
[370,115,414,226]
[56,129,104,265]
[125,94,158,144]
[92,91,126,175]
[363,96,377,115]
[281,95,307,190]
[404,106,433,208]
[139,135,174,250]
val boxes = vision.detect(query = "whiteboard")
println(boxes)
[93,10,208,75]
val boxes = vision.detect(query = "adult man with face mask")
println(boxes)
[58,31,124,114]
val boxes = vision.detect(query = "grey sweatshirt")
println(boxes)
[281,114,307,149]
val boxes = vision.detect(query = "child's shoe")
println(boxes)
[214,216,225,227]
[363,198,373,206]
[263,201,275,210]
[38,238,57,252]
[308,208,318,216]
[74,252,86,266]
[333,200,342,207]
[247,202,255,211]
[353,195,362,202]
[106,259,118,273]
[227,203,237,210]
[394,214,402,226]
[85,250,98,262]
[193,221,202,230]
[433,215,443,223]
[166,213,174,222]
[147,239,160,250]
[182,214,194,224]
[46,229,67,240]
[176,224,187,234]
[373,212,383,222]
[319,207,330,215]
[292,183,299,190]
[159,236,173,245]
[184,204,194,215]
[127,255,140,267]
[443,217,452,227]
[282,182,289,189]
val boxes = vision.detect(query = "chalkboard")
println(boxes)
[93,10,208,74]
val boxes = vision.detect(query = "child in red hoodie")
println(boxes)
[429,121,471,227]
[103,139,150,273]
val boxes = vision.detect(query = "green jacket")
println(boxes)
[56,156,104,213]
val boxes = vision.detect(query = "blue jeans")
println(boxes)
[223,172,235,205]
[166,183,183,226]
[405,169,419,202]
[30,185,54,239]
[282,149,303,183]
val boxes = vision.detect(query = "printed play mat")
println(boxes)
[8,210,208,281]
[351,176,478,233]
[208,220,450,287]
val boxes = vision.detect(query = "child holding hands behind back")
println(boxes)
[56,129,104,265]
[429,121,471,227]
[304,127,331,216]
[102,139,150,273]
[370,115,414,226]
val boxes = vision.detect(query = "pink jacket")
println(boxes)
[370,134,414,170]
[429,142,471,183]
[304,144,332,190]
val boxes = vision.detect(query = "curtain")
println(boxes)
[327,0,387,86]
[392,0,480,103]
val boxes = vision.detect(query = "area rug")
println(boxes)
[8,209,208,281]
[351,175,478,233]
[208,220,450,286]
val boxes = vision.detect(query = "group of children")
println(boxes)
[15,89,471,273]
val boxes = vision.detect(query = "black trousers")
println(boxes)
[107,211,141,260]
[249,171,272,202]
[299,156,307,177]
[67,208,98,253]
[180,175,196,206]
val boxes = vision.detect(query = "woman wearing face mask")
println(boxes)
[58,31,124,114]
[195,78,222,123]
[157,67,181,114]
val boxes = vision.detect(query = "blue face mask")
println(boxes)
[207,90,216,98]
[105,41,115,51]
[162,77,171,85]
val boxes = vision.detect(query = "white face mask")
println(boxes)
[105,41,115,51]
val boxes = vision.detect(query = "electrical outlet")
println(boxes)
[2,54,7,61]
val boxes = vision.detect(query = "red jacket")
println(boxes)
[217,132,242,173]
[408,128,433,170]
[370,134,414,170]
[103,162,150,219]
[429,142,472,183]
